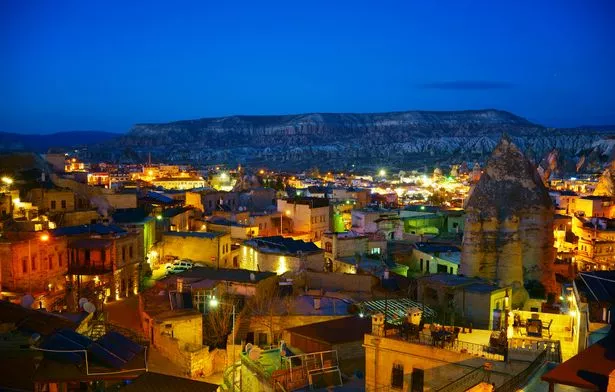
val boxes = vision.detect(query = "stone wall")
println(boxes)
[240,245,324,275]
[155,332,224,377]
[161,232,231,267]
[363,334,525,391]
[0,238,69,294]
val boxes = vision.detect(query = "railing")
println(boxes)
[402,332,505,361]
[222,361,241,392]
[436,366,488,392]
[509,338,561,363]
[495,350,547,392]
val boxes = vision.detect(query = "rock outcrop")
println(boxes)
[461,136,556,304]
[84,109,612,169]
[593,162,615,196]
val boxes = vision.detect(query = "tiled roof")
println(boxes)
[244,236,322,255]
[414,242,461,254]
[576,271,615,302]
[168,267,276,284]
[112,208,153,224]
[542,333,615,390]
[0,301,76,336]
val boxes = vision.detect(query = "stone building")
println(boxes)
[52,223,143,302]
[0,232,68,308]
[460,136,556,304]
[241,236,324,274]
[161,231,232,268]
[277,197,331,244]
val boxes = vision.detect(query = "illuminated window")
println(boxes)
[325,242,332,253]
[371,247,381,255]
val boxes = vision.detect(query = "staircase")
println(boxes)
[89,320,107,340]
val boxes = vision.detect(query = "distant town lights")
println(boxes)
[379,169,386,177]
[220,172,228,180]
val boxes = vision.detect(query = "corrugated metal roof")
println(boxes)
[359,298,435,322]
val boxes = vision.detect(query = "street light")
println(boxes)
[1,177,13,185]
[379,169,386,177]
[209,296,236,390]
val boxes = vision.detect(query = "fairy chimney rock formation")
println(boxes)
[461,136,556,301]
[593,162,615,196]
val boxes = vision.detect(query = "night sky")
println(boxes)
[1,0,614,134]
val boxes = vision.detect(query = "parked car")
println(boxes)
[165,260,193,273]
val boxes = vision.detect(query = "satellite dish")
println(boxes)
[249,347,262,361]
[20,294,34,309]
[83,302,96,314]
[78,298,89,308]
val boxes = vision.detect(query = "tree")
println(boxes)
[244,283,294,347]
[203,297,240,348]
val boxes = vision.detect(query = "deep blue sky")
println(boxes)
[1,0,614,134]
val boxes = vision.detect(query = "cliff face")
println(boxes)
[461,136,556,303]
[88,109,611,168]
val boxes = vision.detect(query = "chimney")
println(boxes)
[177,278,184,293]
[371,313,385,336]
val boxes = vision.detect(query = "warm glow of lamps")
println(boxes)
[209,296,219,308]
[379,169,386,176]
[259,169,265,175]
[156,215,162,220]
[569,310,577,317]
[40,234,49,242]
[1,177,13,185]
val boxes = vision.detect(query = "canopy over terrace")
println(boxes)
[358,298,435,323]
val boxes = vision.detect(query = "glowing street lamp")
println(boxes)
[209,295,236,385]
[1,177,13,185]
[40,233,50,242]
[379,169,386,177]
